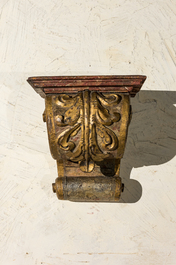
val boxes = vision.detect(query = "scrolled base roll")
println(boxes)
[52,176,124,202]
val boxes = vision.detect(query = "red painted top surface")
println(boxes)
[27,75,146,98]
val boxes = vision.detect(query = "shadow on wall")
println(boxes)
[119,91,176,203]
[6,79,176,203]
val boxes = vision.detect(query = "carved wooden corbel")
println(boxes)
[27,75,146,202]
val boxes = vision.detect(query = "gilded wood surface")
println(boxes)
[28,75,146,202]
[44,89,131,202]
[45,91,130,174]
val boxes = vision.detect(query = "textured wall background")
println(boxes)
[0,0,176,264]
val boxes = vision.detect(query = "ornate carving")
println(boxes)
[49,91,123,173]
[28,75,146,202]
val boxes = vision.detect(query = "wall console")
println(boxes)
[27,75,146,202]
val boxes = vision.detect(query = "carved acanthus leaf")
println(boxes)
[54,91,121,173]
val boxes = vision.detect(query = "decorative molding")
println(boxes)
[27,75,146,98]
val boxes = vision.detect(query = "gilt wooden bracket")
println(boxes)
[27,75,146,202]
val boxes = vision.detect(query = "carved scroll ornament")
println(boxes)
[28,75,146,202]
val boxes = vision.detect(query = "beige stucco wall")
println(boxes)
[0,0,176,264]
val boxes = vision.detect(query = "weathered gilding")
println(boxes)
[53,176,123,202]
[27,75,146,202]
